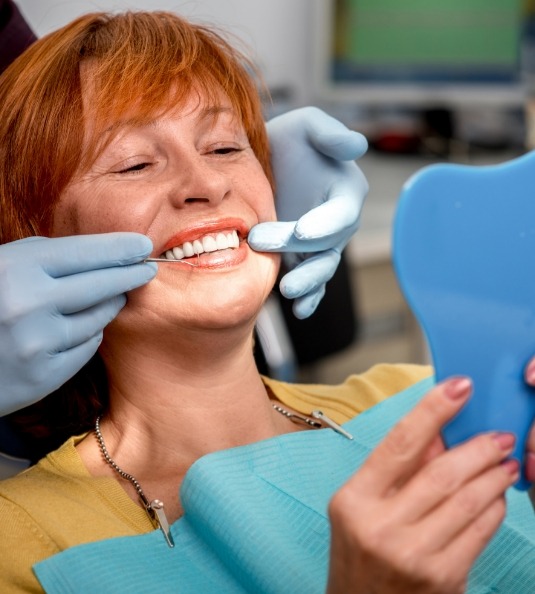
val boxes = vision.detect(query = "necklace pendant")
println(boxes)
[272,404,322,428]
[148,499,175,548]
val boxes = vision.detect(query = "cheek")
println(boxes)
[244,170,277,223]
[50,204,81,237]
[52,202,121,237]
[51,183,158,237]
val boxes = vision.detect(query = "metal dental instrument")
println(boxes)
[144,257,199,266]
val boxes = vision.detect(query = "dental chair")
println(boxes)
[0,417,30,479]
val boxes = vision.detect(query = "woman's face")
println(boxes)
[52,88,279,336]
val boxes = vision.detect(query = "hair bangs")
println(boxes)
[78,13,271,184]
[0,10,272,244]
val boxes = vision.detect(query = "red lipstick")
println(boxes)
[160,217,249,253]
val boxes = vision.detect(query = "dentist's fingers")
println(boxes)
[279,251,341,300]
[10,236,46,245]
[52,296,129,352]
[248,221,351,253]
[291,286,326,320]
[247,221,297,252]
[10,295,127,358]
[54,262,157,314]
[39,233,153,278]
[39,334,106,394]
[294,178,366,242]
[303,107,369,161]
[249,181,365,249]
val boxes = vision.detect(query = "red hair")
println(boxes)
[0,10,272,244]
[1,11,272,455]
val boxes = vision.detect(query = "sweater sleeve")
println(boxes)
[0,496,59,593]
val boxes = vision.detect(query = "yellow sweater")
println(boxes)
[0,363,432,593]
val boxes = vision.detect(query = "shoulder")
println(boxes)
[0,435,92,559]
[0,478,59,593]
[0,435,87,506]
[343,363,434,394]
[263,363,434,423]
[0,434,150,589]
[0,434,148,536]
[0,436,97,592]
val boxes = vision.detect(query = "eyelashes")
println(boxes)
[113,146,247,175]
[210,146,245,156]
[117,162,152,174]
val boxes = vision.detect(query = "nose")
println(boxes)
[167,152,231,208]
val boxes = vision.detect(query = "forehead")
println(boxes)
[78,62,242,165]
[81,59,237,121]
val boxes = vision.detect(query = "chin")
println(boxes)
[121,252,279,333]
[188,298,264,330]
[182,261,279,329]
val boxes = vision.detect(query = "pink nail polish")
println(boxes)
[444,377,472,400]
[502,458,520,477]
[526,361,535,385]
[492,432,516,451]
[525,452,535,482]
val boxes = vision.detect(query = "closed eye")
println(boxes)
[210,147,244,156]
[118,162,151,173]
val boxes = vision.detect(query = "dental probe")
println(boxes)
[144,257,198,266]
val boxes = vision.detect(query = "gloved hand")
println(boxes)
[248,107,369,319]
[0,233,156,416]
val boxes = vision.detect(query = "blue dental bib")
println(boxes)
[34,379,535,593]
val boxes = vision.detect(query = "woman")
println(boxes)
[0,11,532,593]
[0,0,369,424]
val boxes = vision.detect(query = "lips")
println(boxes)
[158,218,250,261]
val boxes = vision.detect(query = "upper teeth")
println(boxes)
[162,230,240,260]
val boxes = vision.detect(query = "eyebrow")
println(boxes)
[199,105,234,119]
[103,105,235,134]
[195,105,237,128]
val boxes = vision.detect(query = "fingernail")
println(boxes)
[492,432,516,452]
[444,377,472,400]
[526,360,535,385]
[526,452,535,482]
[501,458,520,477]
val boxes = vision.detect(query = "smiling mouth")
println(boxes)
[160,230,241,260]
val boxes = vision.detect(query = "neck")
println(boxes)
[77,322,296,523]
[92,322,291,475]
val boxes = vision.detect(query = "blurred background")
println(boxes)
[15,0,533,383]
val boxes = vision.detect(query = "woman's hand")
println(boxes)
[327,377,518,594]
[523,359,535,482]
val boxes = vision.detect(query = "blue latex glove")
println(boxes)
[248,107,369,319]
[0,233,156,416]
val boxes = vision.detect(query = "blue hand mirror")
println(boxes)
[393,151,535,490]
